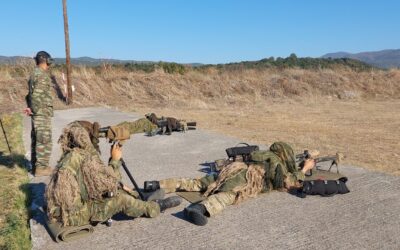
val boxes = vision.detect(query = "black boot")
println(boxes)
[144,181,160,192]
[184,204,208,226]
[143,189,165,201]
[157,196,182,212]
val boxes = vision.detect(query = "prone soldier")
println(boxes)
[144,142,315,226]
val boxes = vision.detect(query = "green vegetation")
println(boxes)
[199,53,375,72]
[123,62,156,73]
[7,54,375,77]
[158,62,187,74]
[0,113,31,250]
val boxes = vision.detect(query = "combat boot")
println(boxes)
[143,189,165,201]
[156,196,182,212]
[144,180,160,192]
[34,166,53,177]
[184,204,208,226]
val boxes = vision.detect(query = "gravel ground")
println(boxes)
[25,107,400,250]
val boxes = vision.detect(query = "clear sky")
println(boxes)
[0,0,399,64]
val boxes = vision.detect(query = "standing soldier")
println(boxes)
[24,51,54,176]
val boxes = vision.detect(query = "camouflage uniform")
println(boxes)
[27,67,53,172]
[46,122,160,227]
[116,118,158,135]
[160,142,305,216]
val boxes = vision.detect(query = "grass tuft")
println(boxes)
[0,113,31,250]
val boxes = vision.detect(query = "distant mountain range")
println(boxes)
[1,49,399,68]
[322,49,400,69]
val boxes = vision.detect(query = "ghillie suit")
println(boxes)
[251,141,305,191]
[46,121,160,227]
[116,118,158,135]
[145,113,185,135]
[156,142,305,217]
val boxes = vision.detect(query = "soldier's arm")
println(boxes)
[284,159,315,189]
[108,143,123,180]
[26,77,33,108]
[30,73,47,112]
[284,170,305,190]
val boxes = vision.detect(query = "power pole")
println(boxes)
[62,0,73,104]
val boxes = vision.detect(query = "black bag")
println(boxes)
[298,178,350,198]
[225,143,259,162]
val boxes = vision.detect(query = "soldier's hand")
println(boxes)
[111,143,122,161]
[301,159,315,174]
[23,107,32,116]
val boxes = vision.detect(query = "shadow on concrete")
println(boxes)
[111,213,136,222]
[0,151,27,169]
[197,161,215,174]
[171,210,190,223]
[24,182,55,241]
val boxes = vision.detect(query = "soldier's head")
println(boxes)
[270,141,296,173]
[58,121,101,153]
[34,51,53,69]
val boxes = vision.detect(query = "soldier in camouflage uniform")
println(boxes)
[45,121,181,227]
[24,51,54,176]
[144,142,315,226]
[115,118,159,136]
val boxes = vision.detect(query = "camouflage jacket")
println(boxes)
[211,155,305,195]
[27,67,53,117]
[253,151,305,192]
[46,148,121,226]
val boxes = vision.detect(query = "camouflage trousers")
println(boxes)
[31,115,52,170]
[116,118,158,134]
[160,175,236,216]
[67,190,160,226]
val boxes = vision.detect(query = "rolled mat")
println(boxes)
[176,191,206,204]
[46,220,94,242]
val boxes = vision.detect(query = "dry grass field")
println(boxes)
[138,100,400,175]
[1,64,399,176]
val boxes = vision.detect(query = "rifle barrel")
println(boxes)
[315,156,337,163]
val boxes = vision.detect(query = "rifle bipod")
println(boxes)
[120,158,145,200]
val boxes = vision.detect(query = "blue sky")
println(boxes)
[0,0,399,63]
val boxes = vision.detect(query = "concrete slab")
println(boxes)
[26,108,400,250]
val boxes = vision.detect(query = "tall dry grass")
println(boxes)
[1,65,400,112]
[0,65,399,174]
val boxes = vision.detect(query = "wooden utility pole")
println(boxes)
[63,0,73,104]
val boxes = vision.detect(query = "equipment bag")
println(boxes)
[298,178,350,198]
[225,143,259,162]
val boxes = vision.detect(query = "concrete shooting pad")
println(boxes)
[25,107,400,250]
